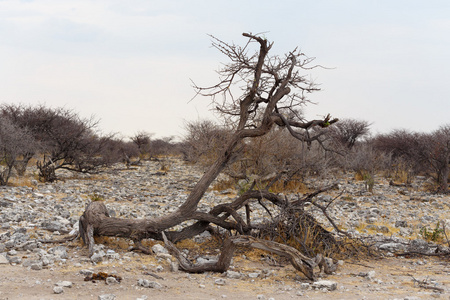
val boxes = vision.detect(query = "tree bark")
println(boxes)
[162,233,337,280]
[77,32,339,266]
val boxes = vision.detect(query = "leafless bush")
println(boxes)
[131,131,153,159]
[1,104,127,181]
[181,119,232,165]
[373,126,450,192]
[104,138,139,168]
[328,118,371,150]
[0,116,38,185]
[426,125,450,192]
[149,137,178,158]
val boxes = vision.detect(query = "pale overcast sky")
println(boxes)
[1,0,449,139]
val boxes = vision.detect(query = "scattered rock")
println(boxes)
[0,158,449,299]
[312,280,337,291]
[137,279,162,289]
[152,244,168,254]
[395,220,408,228]
[56,281,73,288]
[98,294,116,300]
[52,286,64,294]
[30,262,43,270]
[91,253,104,263]
[300,283,310,290]
[106,277,120,285]
[80,269,94,276]
[0,254,9,264]
[226,270,242,279]
[248,272,260,278]
[214,278,226,285]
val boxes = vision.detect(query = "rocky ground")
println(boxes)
[0,157,449,300]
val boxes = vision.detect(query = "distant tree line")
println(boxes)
[0,104,178,184]
[181,118,449,193]
[2,103,447,193]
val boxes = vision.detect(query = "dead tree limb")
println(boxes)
[77,32,339,260]
[163,232,337,280]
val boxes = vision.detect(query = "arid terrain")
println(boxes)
[1,158,449,300]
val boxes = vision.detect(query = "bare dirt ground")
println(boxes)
[1,244,449,300]
[1,159,449,300]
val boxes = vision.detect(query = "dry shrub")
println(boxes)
[269,178,311,194]
[354,171,364,181]
[257,208,340,258]
[94,236,132,250]
[8,175,36,188]
[211,178,236,192]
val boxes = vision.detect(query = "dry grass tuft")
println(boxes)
[94,236,132,250]
[8,175,37,188]
[211,178,236,192]
[269,178,311,194]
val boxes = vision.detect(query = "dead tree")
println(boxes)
[79,32,339,279]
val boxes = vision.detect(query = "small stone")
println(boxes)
[367,270,376,280]
[248,272,260,278]
[256,295,265,300]
[53,286,64,294]
[90,253,104,263]
[80,269,94,276]
[151,244,168,254]
[106,277,119,285]
[300,283,310,290]
[312,280,337,291]
[0,254,9,264]
[98,294,116,300]
[395,220,408,228]
[7,249,18,256]
[56,281,73,288]
[226,270,241,279]
[106,249,120,260]
[7,256,21,264]
[48,246,68,260]
[31,262,43,270]
[214,278,226,285]
[137,279,162,289]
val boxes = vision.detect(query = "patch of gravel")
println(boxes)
[0,157,449,299]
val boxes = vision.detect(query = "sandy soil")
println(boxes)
[1,246,449,300]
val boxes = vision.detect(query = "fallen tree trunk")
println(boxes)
[162,232,337,280]
[79,199,338,280]
[79,183,338,256]
[76,33,343,276]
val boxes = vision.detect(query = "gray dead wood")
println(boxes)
[162,232,337,281]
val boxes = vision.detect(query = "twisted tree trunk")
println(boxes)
[78,32,339,280]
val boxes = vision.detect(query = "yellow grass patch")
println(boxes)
[269,179,311,194]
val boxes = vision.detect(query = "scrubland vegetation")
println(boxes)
[1,104,448,194]
[1,33,449,280]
